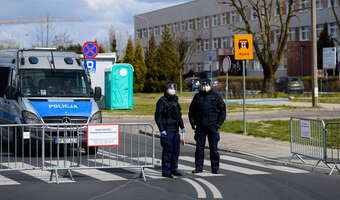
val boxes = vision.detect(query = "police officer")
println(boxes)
[189,78,226,174]
[155,82,186,178]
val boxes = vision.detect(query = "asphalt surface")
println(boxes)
[0,129,340,200]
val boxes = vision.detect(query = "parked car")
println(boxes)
[184,77,201,91]
[275,77,304,94]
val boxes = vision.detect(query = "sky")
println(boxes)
[0,0,189,50]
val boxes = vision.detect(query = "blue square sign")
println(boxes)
[84,59,96,73]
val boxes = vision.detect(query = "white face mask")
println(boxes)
[202,85,211,92]
[167,88,176,96]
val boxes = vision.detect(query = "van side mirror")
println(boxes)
[94,87,102,101]
[5,86,18,100]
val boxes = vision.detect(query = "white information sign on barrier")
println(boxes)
[300,120,311,139]
[87,124,120,147]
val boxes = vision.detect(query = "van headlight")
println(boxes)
[89,111,102,124]
[22,111,43,124]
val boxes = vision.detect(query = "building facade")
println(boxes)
[134,0,340,77]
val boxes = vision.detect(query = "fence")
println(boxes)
[290,117,340,175]
[0,123,154,183]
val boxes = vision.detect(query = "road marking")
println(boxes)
[130,157,224,177]
[181,178,207,199]
[1,162,74,183]
[220,155,309,174]
[0,175,20,186]
[88,158,164,179]
[195,178,223,199]
[180,156,270,175]
[45,160,127,181]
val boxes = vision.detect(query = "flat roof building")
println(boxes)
[134,0,340,77]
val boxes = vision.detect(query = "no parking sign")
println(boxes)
[82,41,99,59]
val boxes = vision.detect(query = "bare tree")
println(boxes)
[0,39,19,49]
[52,32,73,48]
[108,26,117,52]
[330,0,340,45]
[35,15,56,47]
[223,0,304,93]
[176,35,196,93]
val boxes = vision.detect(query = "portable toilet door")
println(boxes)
[105,64,134,110]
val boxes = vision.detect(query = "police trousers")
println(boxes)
[194,125,220,171]
[160,130,180,175]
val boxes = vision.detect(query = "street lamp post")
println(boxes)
[311,0,318,106]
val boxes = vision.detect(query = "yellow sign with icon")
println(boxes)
[234,34,254,60]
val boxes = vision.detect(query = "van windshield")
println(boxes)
[20,69,92,97]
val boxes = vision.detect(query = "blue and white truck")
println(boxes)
[0,48,102,154]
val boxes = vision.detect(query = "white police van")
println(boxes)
[0,48,102,155]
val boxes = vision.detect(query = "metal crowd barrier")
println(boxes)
[289,117,328,170]
[325,122,340,175]
[0,123,155,183]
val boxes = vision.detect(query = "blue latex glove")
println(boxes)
[160,131,167,136]
[181,128,186,134]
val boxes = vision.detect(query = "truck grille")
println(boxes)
[42,116,88,124]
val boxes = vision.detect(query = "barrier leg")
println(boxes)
[140,167,146,182]
[311,160,322,172]
[289,153,305,163]
[50,169,60,184]
[66,169,74,181]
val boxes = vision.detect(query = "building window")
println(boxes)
[316,0,322,9]
[204,39,210,51]
[137,30,142,39]
[251,9,257,20]
[329,23,338,37]
[316,24,323,38]
[142,29,148,38]
[288,28,295,41]
[149,27,153,37]
[329,0,340,7]
[189,20,194,30]
[160,25,165,35]
[274,30,281,43]
[222,13,227,25]
[196,63,201,72]
[222,37,228,48]
[181,21,186,32]
[196,18,201,30]
[230,37,234,47]
[212,15,218,27]
[204,16,209,28]
[300,0,309,11]
[274,5,280,16]
[231,10,238,24]
[300,26,310,41]
[212,38,218,50]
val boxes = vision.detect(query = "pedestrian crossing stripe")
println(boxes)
[180,156,270,175]
[0,154,309,186]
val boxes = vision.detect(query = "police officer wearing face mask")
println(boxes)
[155,82,186,178]
[189,78,226,174]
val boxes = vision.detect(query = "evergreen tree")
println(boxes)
[134,40,147,92]
[111,35,117,52]
[317,26,335,69]
[123,38,135,64]
[157,27,180,87]
[144,35,160,92]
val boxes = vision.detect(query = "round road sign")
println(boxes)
[82,41,99,59]
[223,56,231,73]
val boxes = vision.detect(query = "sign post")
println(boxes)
[82,41,99,72]
[223,56,231,100]
[234,34,254,136]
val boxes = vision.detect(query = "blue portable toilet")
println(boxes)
[105,64,134,110]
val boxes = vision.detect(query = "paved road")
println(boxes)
[0,130,339,200]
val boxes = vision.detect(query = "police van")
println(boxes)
[0,48,102,154]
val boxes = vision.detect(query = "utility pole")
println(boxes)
[311,0,318,106]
